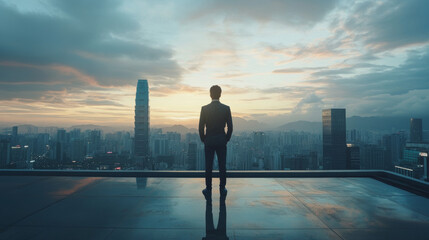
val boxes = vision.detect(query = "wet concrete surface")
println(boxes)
[0,176,428,240]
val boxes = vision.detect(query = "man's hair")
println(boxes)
[210,85,222,99]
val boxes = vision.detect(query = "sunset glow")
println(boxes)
[1,0,428,128]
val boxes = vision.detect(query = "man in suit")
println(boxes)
[199,85,233,199]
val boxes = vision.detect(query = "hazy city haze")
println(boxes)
[0,0,428,127]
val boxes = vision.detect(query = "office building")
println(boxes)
[187,142,197,170]
[12,126,18,145]
[403,143,429,164]
[346,144,360,169]
[382,133,404,170]
[56,129,67,163]
[323,108,346,169]
[360,144,386,170]
[87,130,101,155]
[410,118,423,143]
[0,137,11,168]
[134,79,150,168]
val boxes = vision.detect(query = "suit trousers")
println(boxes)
[204,144,227,190]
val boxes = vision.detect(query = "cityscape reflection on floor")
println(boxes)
[0,176,428,240]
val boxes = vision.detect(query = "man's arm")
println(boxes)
[226,106,233,142]
[198,107,205,142]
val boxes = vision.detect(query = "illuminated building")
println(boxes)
[134,79,150,168]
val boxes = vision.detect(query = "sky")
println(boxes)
[0,0,428,128]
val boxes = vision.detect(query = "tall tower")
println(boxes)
[56,129,66,163]
[410,118,422,143]
[0,138,11,168]
[134,79,150,168]
[12,126,18,145]
[323,109,346,170]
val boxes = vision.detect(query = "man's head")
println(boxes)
[210,85,222,99]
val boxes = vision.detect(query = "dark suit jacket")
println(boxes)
[199,101,233,147]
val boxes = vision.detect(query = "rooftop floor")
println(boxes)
[0,176,429,240]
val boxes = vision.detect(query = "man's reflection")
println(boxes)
[136,177,147,189]
[203,195,228,240]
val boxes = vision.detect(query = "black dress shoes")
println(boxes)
[202,188,211,200]
[220,187,227,197]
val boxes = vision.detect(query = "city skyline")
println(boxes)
[1,106,427,181]
[1,115,427,175]
[1,0,429,127]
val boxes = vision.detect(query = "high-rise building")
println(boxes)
[153,137,169,157]
[253,132,265,147]
[56,129,67,163]
[57,129,66,142]
[70,139,85,162]
[197,145,205,170]
[12,126,18,145]
[346,144,360,169]
[253,131,265,155]
[410,118,422,143]
[134,79,150,168]
[349,129,360,143]
[360,144,386,170]
[187,142,197,170]
[10,144,30,169]
[323,108,346,169]
[382,133,404,170]
[87,130,101,155]
[0,137,11,168]
[35,133,50,155]
[403,143,429,164]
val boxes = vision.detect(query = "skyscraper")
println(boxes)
[382,133,404,169]
[12,126,18,145]
[0,137,11,168]
[187,142,197,170]
[323,109,346,170]
[56,129,67,163]
[134,79,150,168]
[360,144,386,170]
[346,144,360,169]
[410,118,422,143]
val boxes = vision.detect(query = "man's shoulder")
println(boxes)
[202,102,230,110]
[201,103,210,109]
[219,102,230,109]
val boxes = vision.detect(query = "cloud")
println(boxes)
[189,0,339,27]
[150,84,205,97]
[216,72,249,79]
[301,47,429,116]
[319,48,429,97]
[349,90,429,117]
[0,61,99,86]
[266,0,429,66]
[344,0,429,52]
[1,0,428,126]
[258,86,320,99]
[273,67,324,74]
[77,99,124,107]
[273,68,304,74]
[289,93,324,117]
[242,97,271,101]
[252,0,429,121]
[264,22,360,63]
[250,107,293,112]
[247,46,429,123]
[310,63,393,78]
[0,0,183,101]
